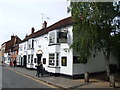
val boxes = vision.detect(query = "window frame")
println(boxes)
[49,53,55,66]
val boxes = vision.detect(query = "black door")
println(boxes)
[23,55,27,67]
[21,57,22,66]
[37,54,42,65]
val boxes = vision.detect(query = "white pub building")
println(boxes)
[17,17,119,78]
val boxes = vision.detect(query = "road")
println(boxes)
[2,66,56,89]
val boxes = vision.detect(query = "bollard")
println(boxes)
[109,75,115,88]
[84,72,89,82]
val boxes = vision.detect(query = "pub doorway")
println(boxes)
[37,54,42,65]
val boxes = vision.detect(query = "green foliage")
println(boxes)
[71,2,119,64]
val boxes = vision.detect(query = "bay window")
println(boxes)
[49,28,68,45]
[49,54,55,66]
[49,53,59,67]
[49,31,55,44]
[57,30,67,43]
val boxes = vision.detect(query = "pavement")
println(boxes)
[2,64,120,89]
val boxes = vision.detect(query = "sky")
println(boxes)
[0,0,69,47]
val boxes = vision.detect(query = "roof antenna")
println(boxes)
[40,12,50,28]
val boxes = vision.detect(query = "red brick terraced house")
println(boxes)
[1,35,21,65]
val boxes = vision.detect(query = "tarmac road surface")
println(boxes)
[2,66,56,89]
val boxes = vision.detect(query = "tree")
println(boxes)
[71,2,120,79]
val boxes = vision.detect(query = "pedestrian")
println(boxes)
[39,61,43,77]
[35,63,40,77]
[35,61,43,77]
[10,60,12,67]
[13,60,16,67]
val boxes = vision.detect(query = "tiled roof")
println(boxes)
[21,16,73,43]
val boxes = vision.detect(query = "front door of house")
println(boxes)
[23,55,27,67]
[37,54,42,65]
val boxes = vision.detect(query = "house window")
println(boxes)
[49,31,55,44]
[61,57,67,66]
[49,54,55,66]
[34,58,37,63]
[43,58,46,64]
[28,55,30,63]
[20,45,23,51]
[28,39,32,49]
[56,53,59,66]
[31,55,33,64]
[57,30,67,43]
[24,44,26,50]
[28,42,31,49]
[32,40,34,48]
[73,56,80,63]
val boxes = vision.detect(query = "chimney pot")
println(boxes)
[42,21,47,29]
[31,27,35,34]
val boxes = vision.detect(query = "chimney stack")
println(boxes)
[11,34,15,41]
[14,35,17,46]
[42,21,47,29]
[25,34,28,37]
[31,27,35,34]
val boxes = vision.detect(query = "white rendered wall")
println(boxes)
[33,34,49,69]
[59,26,73,76]
[59,44,73,75]
[18,41,28,66]
[73,52,106,75]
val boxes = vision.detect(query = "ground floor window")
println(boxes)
[56,53,59,66]
[28,55,30,63]
[73,56,80,63]
[61,57,67,66]
[49,53,60,66]
[34,58,37,63]
[49,54,55,66]
[43,58,46,64]
[31,55,33,64]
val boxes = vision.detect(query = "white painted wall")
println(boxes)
[73,51,106,75]
[33,34,49,69]
[17,41,28,66]
[60,44,73,75]
[4,53,9,64]
[58,26,73,75]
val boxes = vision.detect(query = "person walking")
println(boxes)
[13,60,16,67]
[35,64,41,78]
[35,61,43,77]
[39,61,43,77]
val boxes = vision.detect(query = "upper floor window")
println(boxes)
[28,40,31,49]
[32,40,34,48]
[19,45,23,51]
[24,44,26,50]
[57,29,67,43]
[48,28,68,45]
[28,39,34,49]
[49,31,55,44]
